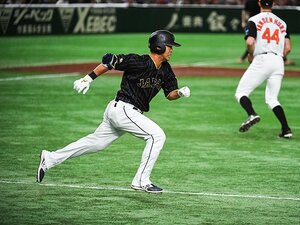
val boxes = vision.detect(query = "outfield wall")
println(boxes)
[0,4,299,36]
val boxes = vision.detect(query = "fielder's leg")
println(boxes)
[239,96,257,116]
[235,56,268,132]
[265,73,292,138]
[239,49,248,63]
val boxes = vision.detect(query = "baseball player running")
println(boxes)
[36,30,191,193]
[235,0,292,138]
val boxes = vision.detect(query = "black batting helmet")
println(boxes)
[148,30,181,55]
[260,0,273,7]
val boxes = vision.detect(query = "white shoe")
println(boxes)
[36,150,47,183]
[131,183,163,193]
[278,129,293,139]
[239,115,261,132]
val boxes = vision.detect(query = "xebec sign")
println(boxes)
[73,8,117,34]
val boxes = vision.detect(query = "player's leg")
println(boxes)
[112,101,165,193]
[129,118,165,191]
[37,101,123,182]
[129,116,165,193]
[239,49,248,63]
[235,56,268,111]
[37,121,122,182]
[44,121,122,169]
[283,56,295,66]
[238,96,257,117]
[235,56,267,132]
[265,74,292,138]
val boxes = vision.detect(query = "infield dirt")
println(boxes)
[3,63,300,77]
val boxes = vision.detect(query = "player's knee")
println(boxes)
[148,129,166,146]
[234,93,241,102]
[265,98,280,109]
[154,129,166,144]
[235,92,247,103]
[144,127,166,149]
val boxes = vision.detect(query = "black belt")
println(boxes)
[261,52,278,55]
[133,106,143,114]
[114,99,143,114]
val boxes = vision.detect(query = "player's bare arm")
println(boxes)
[73,65,107,95]
[241,10,250,28]
[73,54,116,94]
[246,36,255,63]
[166,89,180,100]
[283,38,291,58]
[94,64,109,76]
[167,87,191,100]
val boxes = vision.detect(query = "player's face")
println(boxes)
[162,45,173,61]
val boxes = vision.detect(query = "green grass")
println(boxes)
[1,34,300,70]
[0,34,299,224]
[0,73,299,225]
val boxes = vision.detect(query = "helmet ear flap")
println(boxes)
[151,43,166,55]
[149,30,180,55]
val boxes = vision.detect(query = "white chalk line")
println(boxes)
[0,73,80,82]
[177,59,238,67]
[0,180,299,201]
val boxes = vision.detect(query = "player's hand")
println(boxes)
[178,86,190,97]
[73,75,93,94]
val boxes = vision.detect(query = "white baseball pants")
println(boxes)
[43,100,166,187]
[235,53,284,109]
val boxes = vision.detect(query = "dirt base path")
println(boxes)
[4,63,300,77]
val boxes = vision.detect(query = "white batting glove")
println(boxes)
[178,86,190,97]
[73,75,93,94]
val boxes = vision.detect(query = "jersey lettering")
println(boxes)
[249,12,287,57]
[256,17,285,33]
[262,28,280,44]
[137,78,161,89]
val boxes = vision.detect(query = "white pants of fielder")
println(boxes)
[42,100,166,187]
[235,53,284,109]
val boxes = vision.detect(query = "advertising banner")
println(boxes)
[0,5,299,36]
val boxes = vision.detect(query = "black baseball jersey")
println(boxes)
[114,53,179,112]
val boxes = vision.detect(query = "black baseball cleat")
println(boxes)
[239,114,261,132]
[36,150,47,183]
[278,129,293,139]
[131,183,163,193]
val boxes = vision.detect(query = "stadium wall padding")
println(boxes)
[0,5,299,35]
